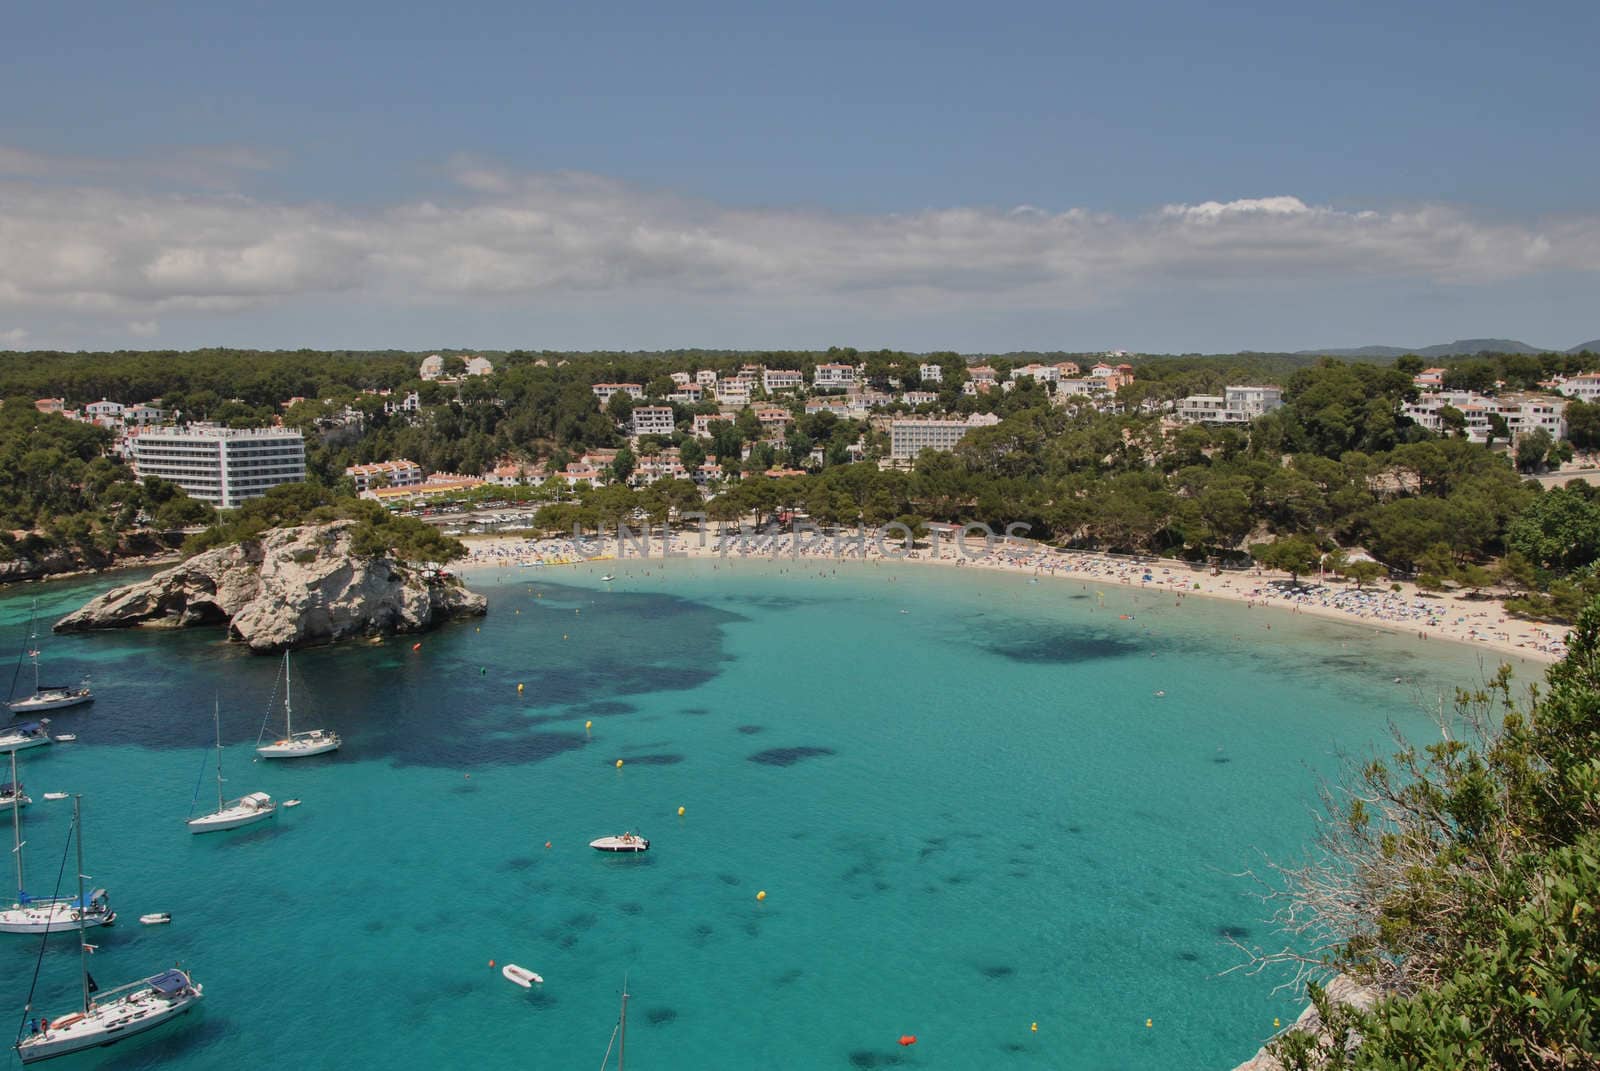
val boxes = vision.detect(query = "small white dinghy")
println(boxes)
[589,832,649,853]
[283,799,302,808]
[600,575,616,583]
[139,913,171,926]
[43,792,68,801]
[53,734,77,742]
[501,963,543,987]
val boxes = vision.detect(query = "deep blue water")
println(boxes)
[0,560,1537,1069]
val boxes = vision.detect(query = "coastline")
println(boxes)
[458,529,1569,666]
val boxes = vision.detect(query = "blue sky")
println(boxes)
[2,0,1596,353]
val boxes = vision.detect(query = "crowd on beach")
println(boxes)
[459,528,1570,664]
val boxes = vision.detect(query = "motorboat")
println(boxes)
[255,652,340,759]
[0,722,51,755]
[589,833,649,853]
[186,703,276,834]
[0,781,28,809]
[42,794,67,802]
[51,735,75,743]
[138,913,171,926]
[501,963,543,987]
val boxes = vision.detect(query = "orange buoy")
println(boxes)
[412,642,422,651]
[489,959,495,967]
[544,841,552,849]
[898,1035,917,1047]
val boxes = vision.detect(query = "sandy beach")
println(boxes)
[457,528,1571,665]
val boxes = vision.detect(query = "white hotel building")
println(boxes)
[888,413,1001,460]
[129,425,308,508]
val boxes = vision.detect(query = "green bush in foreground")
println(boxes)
[1262,603,1600,1068]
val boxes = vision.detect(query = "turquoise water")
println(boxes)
[0,560,1538,1070]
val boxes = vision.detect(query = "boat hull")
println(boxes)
[186,808,275,834]
[15,986,202,1063]
[0,736,50,754]
[7,693,92,715]
[589,836,649,852]
[0,908,115,935]
[256,739,340,758]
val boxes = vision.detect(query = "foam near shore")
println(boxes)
[459,529,1569,665]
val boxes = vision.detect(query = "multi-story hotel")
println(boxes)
[888,413,1001,460]
[129,425,307,508]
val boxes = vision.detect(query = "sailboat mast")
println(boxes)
[74,795,89,1014]
[284,652,293,738]
[618,979,629,1071]
[28,600,40,694]
[9,750,22,899]
[214,700,225,812]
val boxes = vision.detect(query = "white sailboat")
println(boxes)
[14,797,201,1064]
[255,652,340,759]
[0,753,113,935]
[0,721,51,755]
[186,703,276,834]
[7,601,92,716]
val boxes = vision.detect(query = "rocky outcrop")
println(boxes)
[1231,976,1382,1070]
[53,521,486,652]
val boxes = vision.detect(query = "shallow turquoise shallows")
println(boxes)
[0,560,1534,1070]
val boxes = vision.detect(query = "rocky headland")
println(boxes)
[54,521,486,652]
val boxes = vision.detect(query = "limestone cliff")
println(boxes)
[53,521,486,652]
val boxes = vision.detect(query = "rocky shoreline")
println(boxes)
[54,521,486,652]
[0,530,185,585]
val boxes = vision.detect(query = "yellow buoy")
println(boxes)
[1030,1022,1038,1033]
[1273,1018,1280,1028]
[615,759,624,768]
[677,806,685,816]
[755,890,766,901]
[1146,1018,1153,1029]
[517,683,524,693]
[585,720,593,730]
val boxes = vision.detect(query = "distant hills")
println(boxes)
[1298,338,1600,358]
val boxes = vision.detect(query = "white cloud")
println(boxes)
[127,320,159,337]
[0,165,1595,326]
